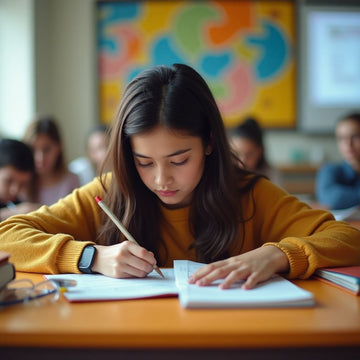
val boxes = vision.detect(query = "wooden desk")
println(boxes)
[277,163,319,197]
[1,273,359,360]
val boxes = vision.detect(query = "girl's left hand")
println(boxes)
[188,245,290,290]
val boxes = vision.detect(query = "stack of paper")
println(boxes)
[174,260,315,308]
[46,260,315,308]
[47,268,178,302]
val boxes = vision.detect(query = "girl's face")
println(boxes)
[336,119,360,167]
[31,134,61,176]
[131,126,210,209]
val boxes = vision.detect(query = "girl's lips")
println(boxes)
[157,190,177,197]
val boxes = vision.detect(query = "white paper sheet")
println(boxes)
[46,268,177,302]
[174,260,315,308]
[46,261,315,308]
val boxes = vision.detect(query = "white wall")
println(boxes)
[265,131,341,166]
[0,0,35,138]
[34,0,97,161]
[0,0,97,162]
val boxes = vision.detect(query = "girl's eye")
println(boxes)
[136,161,153,168]
[171,158,188,166]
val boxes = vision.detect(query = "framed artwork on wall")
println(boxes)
[97,0,296,129]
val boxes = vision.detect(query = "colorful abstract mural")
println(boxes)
[97,1,295,128]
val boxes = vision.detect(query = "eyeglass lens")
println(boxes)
[0,279,59,307]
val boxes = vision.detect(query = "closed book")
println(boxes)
[0,262,15,290]
[314,266,360,295]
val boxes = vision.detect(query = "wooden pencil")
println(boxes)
[95,196,165,279]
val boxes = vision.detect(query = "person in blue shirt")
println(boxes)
[316,112,360,210]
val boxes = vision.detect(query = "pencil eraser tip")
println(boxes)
[95,196,102,203]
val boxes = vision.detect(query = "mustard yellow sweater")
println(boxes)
[0,175,359,278]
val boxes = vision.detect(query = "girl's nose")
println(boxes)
[34,151,44,162]
[155,167,172,187]
[9,183,20,198]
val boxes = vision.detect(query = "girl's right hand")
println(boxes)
[91,242,157,278]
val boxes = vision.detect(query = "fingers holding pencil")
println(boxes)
[94,196,165,279]
[92,242,157,279]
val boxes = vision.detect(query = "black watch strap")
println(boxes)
[78,245,96,274]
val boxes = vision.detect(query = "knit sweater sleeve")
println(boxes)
[0,175,108,274]
[246,178,360,279]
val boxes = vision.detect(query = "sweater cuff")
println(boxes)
[263,241,308,279]
[57,240,95,273]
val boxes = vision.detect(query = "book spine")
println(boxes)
[313,275,360,296]
[0,262,15,290]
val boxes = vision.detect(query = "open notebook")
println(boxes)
[46,260,315,308]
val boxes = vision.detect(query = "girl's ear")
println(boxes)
[205,145,212,155]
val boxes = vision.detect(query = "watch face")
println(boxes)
[78,246,96,274]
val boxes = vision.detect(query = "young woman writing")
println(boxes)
[0,64,359,290]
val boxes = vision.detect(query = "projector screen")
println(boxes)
[299,5,360,133]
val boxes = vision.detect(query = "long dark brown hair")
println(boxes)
[99,64,260,264]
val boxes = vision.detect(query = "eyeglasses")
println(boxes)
[0,279,60,308]
[336,133,360,144]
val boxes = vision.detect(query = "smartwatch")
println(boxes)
[78,245,96,274]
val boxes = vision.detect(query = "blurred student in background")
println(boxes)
[23,116,80,206]
[69,124,111,185]
[229,117,283,186]
[0,138,41,221]
[316,112,360,210]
